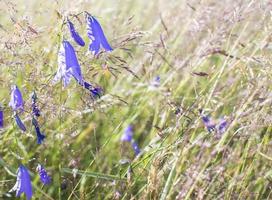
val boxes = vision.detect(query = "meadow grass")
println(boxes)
[0,0,272,199]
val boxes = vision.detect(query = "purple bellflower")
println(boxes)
[201,114,216,132]
[0,108,3,128]
[85,12,113,55]
[14,114,26,132]
[10,165,33,200]
[9,85,24,112]
[121,125,140,155]
[67,19,85,47]
[31,91,40,117]
[36,164,51,185]
[53,40,83,87]
[32,118,45,144]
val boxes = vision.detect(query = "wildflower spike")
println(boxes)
[36,164,51,185]
[86,12,113,55]
[32,118,45,144]
[10,165,33,200]
[67,19,85,47]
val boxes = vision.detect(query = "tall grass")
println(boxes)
[0,0,271,199]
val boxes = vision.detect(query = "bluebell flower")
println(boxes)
[0,108,3,128]
[31,91,40,117]
[9,85,24,112]
[81,81,103,98]
[121,125,133,142]
[53,40,83,87]
[67,19,85,47]
[14,113,26,132]
[217,117,227,134]
[32,118,45,144]
[36,164,51,185]
[85,12,113,55]
[10,165,33,200]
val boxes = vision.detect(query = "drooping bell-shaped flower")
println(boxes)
[10,165,33,200]
[67,19,85,47]
[9,85,24,112]
[14,113,26,132]
[36,164,51,185]
[32,118,45,144]
[85,12,113,55]
[31,91,40,117]
[0,107,3,128]
[53,40,83,87]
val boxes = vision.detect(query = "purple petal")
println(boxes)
[11,165,33,200]
[67,19,85,47]
[32,118,45,144]
[218,118,228,134]
[131,140,140,155]
[9,85,24,112]
[86,13,113,55]
[0,109,3,128]
[37,164,51,185]
[121,125,133,142]
[14,114,26,132]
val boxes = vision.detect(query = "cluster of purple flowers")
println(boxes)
[200,110,228,136]
[53,12,112,98]
[1,12,113,200]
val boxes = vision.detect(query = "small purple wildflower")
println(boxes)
[36,164,51,185]
[67,19,85,47]
[53,40,83,87]
[10,165,33,200]
[0,108,3,128]
[14,113,26,132]
[217,117,228,134]
[9,85,24,112]
[131,140,140,155]
[85,12,113,55]
[200,113,216,132]
[31,91,40,117]
[32,118,45,144]
[151,76,160,87]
